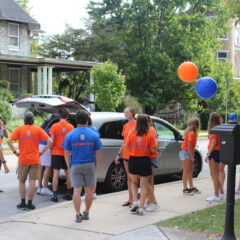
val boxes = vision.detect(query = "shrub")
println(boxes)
[0,101,12,124]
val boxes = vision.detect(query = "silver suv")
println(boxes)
[15,95,203,192]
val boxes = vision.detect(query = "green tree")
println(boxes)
[89,61,126,111]
[0,81,12,123]
[14,0,30,12]
[87,0,232,114]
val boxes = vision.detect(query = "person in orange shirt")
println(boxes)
[49,108,74,202]
[205,112,224,202]
[0,117,9,192]
[145,115,159,212]
[7,112,52,210]
[115,107,136,206]
[179,118,200,195]
[125,114,157,216]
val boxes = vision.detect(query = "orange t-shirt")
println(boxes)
[122,120,136,159]
[181,131,197,153]
[10,125,49,165]
[50,121,74,156]
[125,130,157,157]
[149,126,158,159]
[208,134,220,151]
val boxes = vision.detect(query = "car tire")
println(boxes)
[104,162,127,192]
[193,152,202,178]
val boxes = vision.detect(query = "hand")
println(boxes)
[205,156,209,163]
[115,155,120,165]
[15,151,20,157]
[4,164,9,174]
[39,152,43,156]
[190,156,195,162]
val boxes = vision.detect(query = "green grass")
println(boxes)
[157,200,240,237]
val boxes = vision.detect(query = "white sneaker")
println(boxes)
[36,187,42,195]
[93,193,97,199]
[219,193,226,200]
[235,189,240,195]
[81,195,86,201]
[136,207,144,216]
[206,195,221,202]
[41,188,53,196]
[130,201,139,212]
[146,203,159,212]
[143,202,149,210]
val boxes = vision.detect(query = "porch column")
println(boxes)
[48,67,53,95]
[43,66,47,95]
[37,67,42,95]
[89,72,94,102]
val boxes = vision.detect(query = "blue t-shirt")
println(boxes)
[88,126,100,137]
[62,126,102,166]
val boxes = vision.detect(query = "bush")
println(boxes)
[0,101,12,124]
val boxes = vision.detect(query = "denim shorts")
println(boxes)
[179,150,191,161]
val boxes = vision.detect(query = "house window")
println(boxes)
[9,68,20,98]
[217,51,228,61]
[236,28,240,45]
[9,23,19,50]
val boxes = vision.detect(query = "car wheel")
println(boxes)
[193,152,202,178]
[104,162,127,192]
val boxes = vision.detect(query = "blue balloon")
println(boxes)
[195,77,217,99]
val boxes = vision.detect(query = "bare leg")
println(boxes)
[85,187,94,213]
[139,177,148,208]
[147,167,157,203]
[28,180,36,201]
[181,159,191,189]
[64,169,72,190]
[38,166,44,188]
[131,174,139,203]
[209,160,222,196]
[43,166,51,188]
[73,187,81,216]
[53,169,59,192]
[123,160,133,204]
[219,162,225,191]
[188,160,194,189]
[19,181,26,199]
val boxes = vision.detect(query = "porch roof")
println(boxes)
[0,54,100,71]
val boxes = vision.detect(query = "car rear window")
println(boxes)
[99,120,127,139]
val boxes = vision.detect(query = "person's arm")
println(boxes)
[40,137,53,156]
[206,137,217,162]
[64,150,71,169]
[0,149,9,173]
[95,149,101,168]
[115,143,124,164]
[7,138,20,156]
[188,141,194,161]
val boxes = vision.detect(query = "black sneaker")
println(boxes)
[183,188,193,195]
[17,202,27,210]
[63,193,72,201]
[82,211,89,220]
[191,187,201,194]
[51,195,58,202]
[75,215,82,223]
[26,203,36,211]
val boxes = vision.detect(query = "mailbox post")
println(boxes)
[211,114,240,240]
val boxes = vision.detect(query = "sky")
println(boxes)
[28,0,91,35]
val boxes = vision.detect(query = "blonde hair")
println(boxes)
[207,112,220,135]
[124,107,136,119]
[183,118,200,138]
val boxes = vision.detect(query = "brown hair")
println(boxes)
[59,108,70,119]
[183,118,200,138]
[135,114,149,136]
[207,112,221,135]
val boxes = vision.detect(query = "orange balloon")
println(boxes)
[178,62,198,82]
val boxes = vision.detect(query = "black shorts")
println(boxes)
[209,150,220,163]
[128,156,152,177]
[51,155,67,170]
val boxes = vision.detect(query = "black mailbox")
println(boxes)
[211,124,240,166]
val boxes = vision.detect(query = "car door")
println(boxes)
[153,120,182,175]
[14,95,89,113]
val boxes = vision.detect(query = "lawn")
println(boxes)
[157,200,240,238]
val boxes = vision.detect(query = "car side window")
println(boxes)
[153,121,175,140]
[99,120,127,139]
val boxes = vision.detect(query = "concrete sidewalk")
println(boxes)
[0,176,240,240]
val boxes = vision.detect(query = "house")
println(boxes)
[218,19,240,79]
[0,0,98,101]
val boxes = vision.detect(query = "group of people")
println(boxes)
[1,108,240,221]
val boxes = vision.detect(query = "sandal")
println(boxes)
[122,201,131,206]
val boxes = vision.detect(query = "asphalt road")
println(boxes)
[0,139,211,220]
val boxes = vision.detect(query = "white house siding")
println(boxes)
[0,21,30,56]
